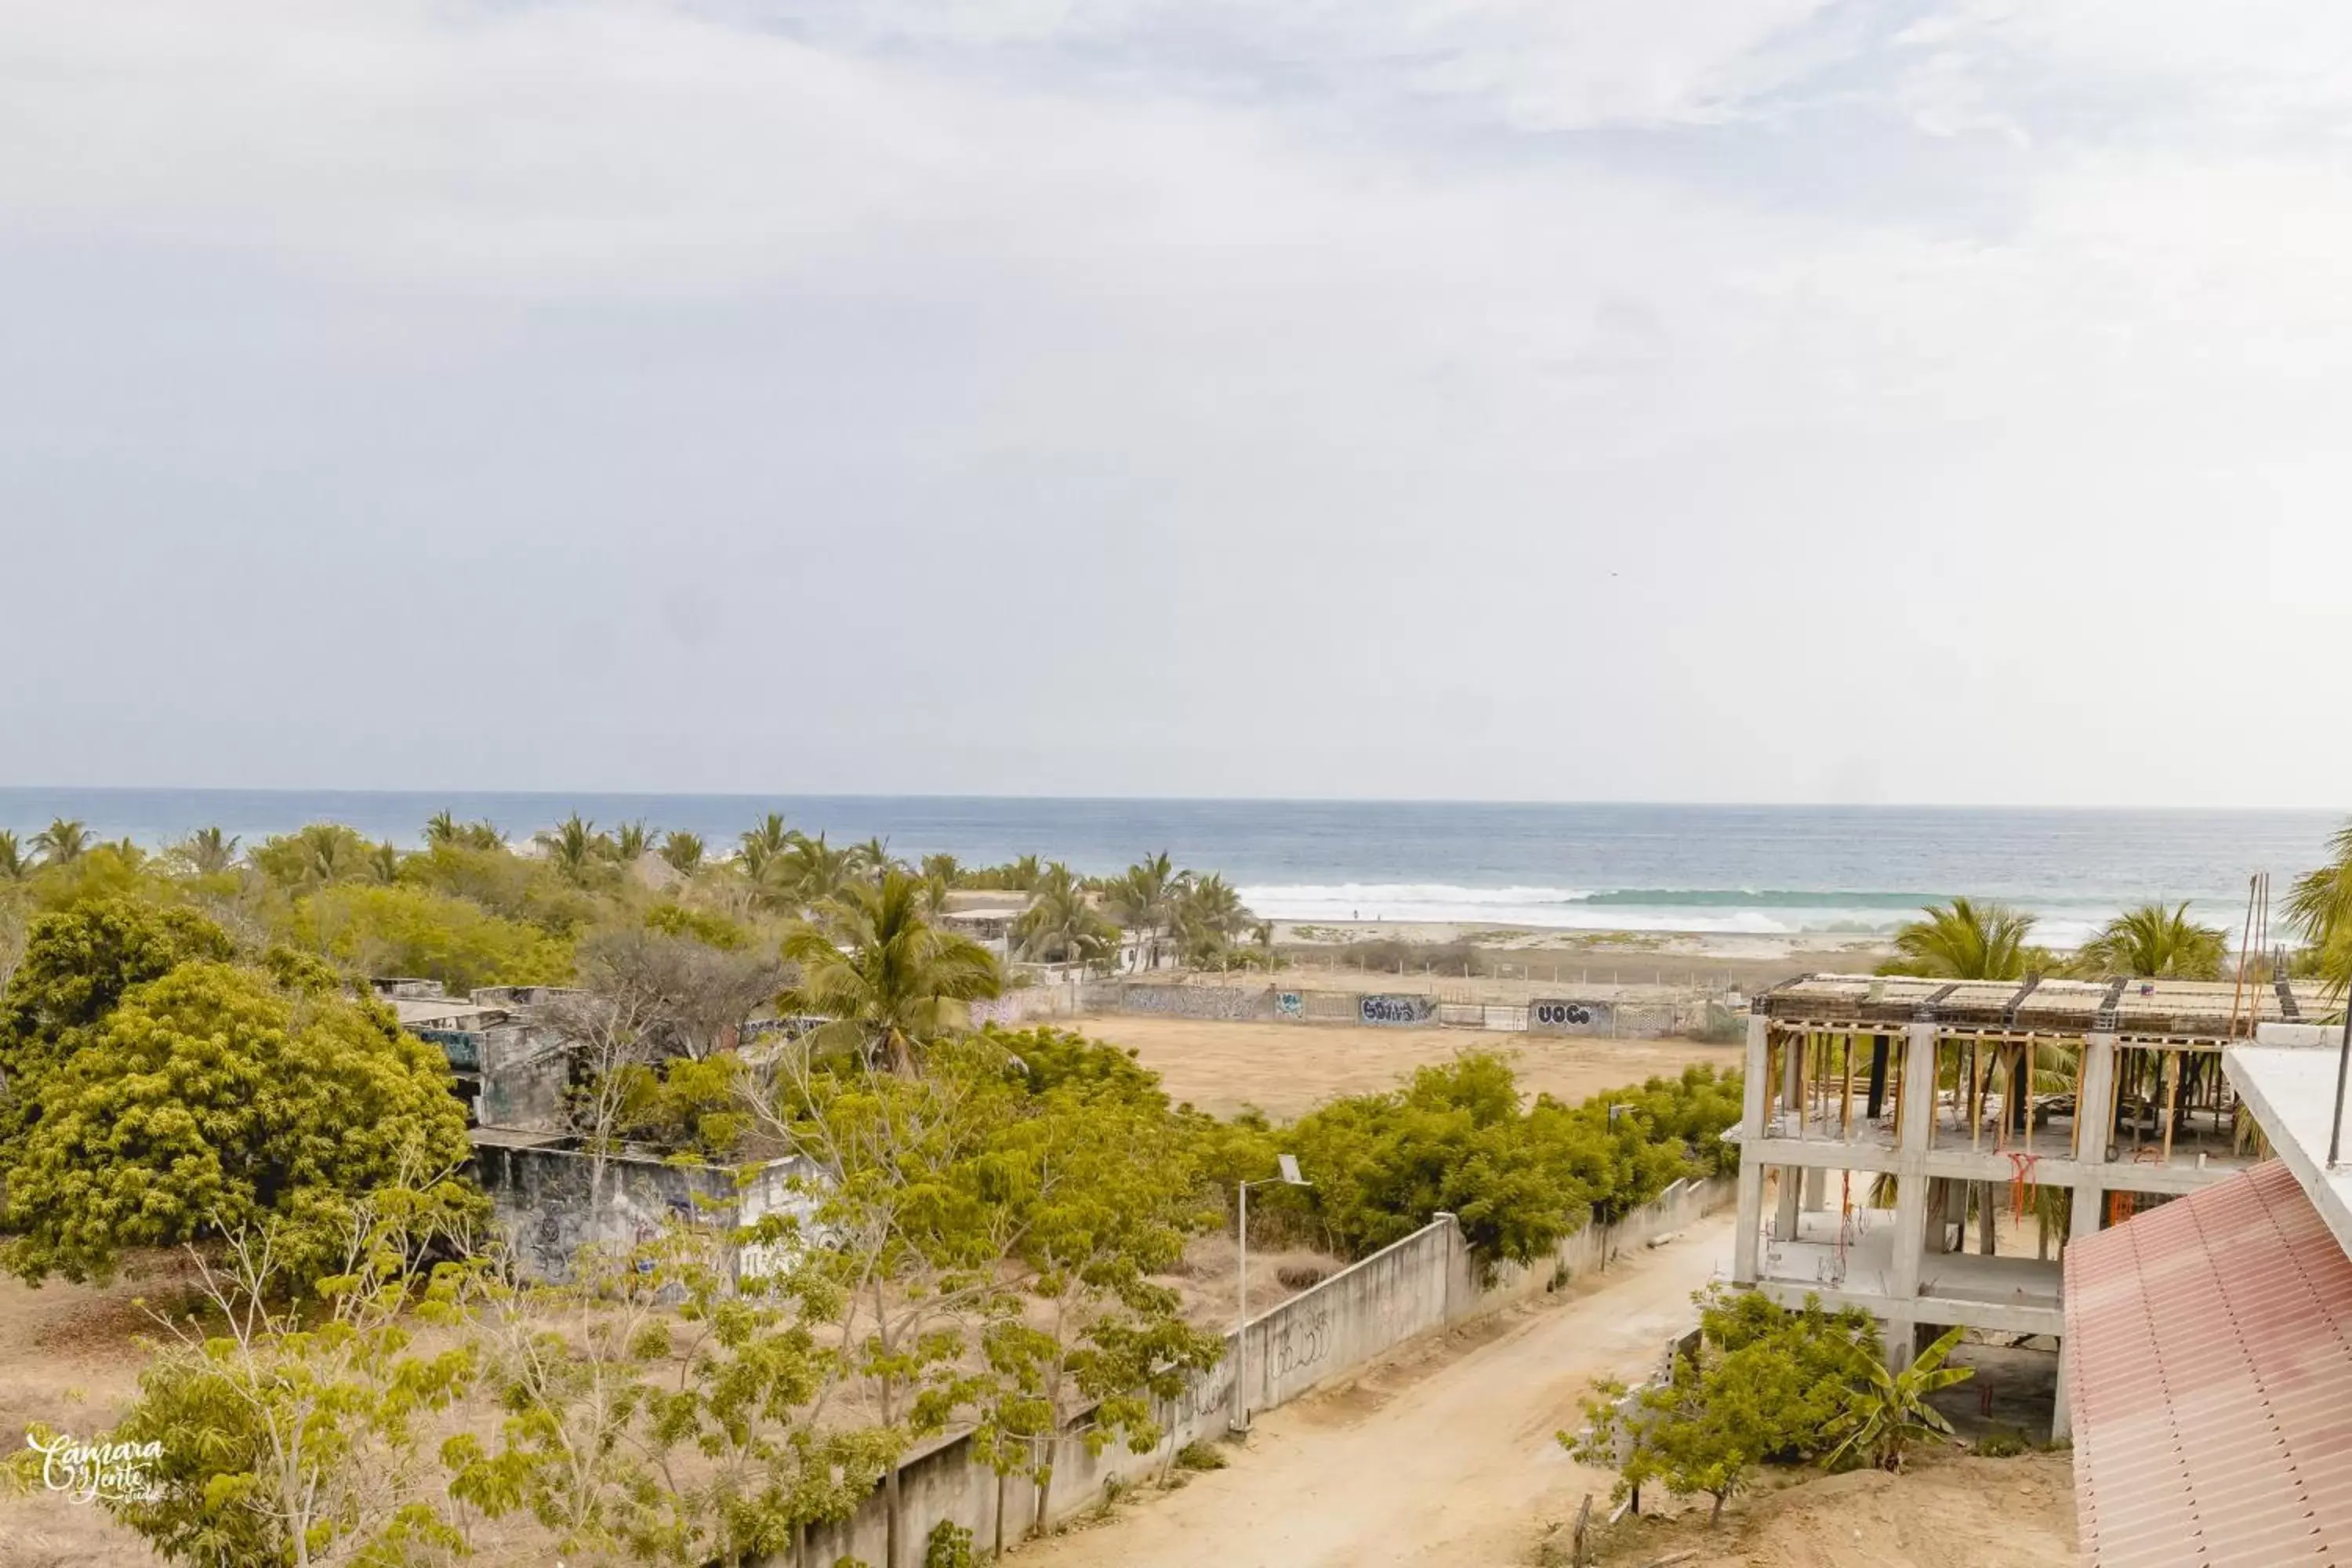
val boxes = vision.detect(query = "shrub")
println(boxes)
[1176,1440,1229,1472]
[923,1520,975,1568]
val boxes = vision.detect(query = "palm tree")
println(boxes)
[1879,898,2038,980]
[1014,862,1118,965]
[365,840,403,884]
[920,852,964,890]
[1106,851,1186,970]
[613,820,653,862]
[0,831,27,882]
[2289,819,2352,990]
[1823,1326,1973,1472]
[175,826,241,875]
[782,833,858,906]
[2075,901,2229,979]
[1007,854,1042,891]
[538,814,598,883]
[739,812,794,879]
[781,869,1003,1075]
[1174,873,1252,964]
[848,835,898,880]
[423,811,460,848]
[660,830,706,877]
[31,818,93,866]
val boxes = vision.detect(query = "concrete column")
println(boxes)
[1735,1014,1770,1283]
[1733,1161,1765,1284]
[1802,1165,1828,1212]
[2051,1337,2072,1441]
[2069,1034,2118,1246]
[1889,1024,1940,1313]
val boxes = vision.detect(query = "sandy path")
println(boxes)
[1083,1014,1741,1120]
[1017,1218,1735,1568]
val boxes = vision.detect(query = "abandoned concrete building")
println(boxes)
[375,978,817,1281]
[1730,971,2336,1439]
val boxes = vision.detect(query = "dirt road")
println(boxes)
[1018,1218,1736,1568]
[1083,1014,1740,1120]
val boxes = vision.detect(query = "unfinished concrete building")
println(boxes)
[1730,972,2337,1437]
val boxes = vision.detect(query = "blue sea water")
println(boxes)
[0,789,2338,947]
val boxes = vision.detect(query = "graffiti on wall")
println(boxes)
[1529,999,1612,1035]
[1358,993,1437,1026]
[1120,985,1269,1022]
[1271,1305,1333,1381]
[1275,991,1304,1019]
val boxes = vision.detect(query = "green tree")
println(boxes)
[739,812,796,880]
[101,1193,485,1568]
[1566,1287,1880,1523]
[1878,897,2040,980]
[2074,900,2230,979]
[168,825,241,876]
[293,883,574,993]
[423,809,461,847]
[2289,819,2352,990]
[1822,1325,1973,1473]
[0,898,237,1149]
[662,830,708,877]
[1105,852,1185,970]
[538,812,600,884]
[782,871,1001,1076]
[364,839,403,884]
[0,831,27,882]
[2,960,481,1286]
[31,817,93,866]
[614,819,654,862]
[252,822,373,891]
[983,1082,1221,1531]
[1172,873,1251,966]
[782,832,858,906]
[1011,863,1117,967]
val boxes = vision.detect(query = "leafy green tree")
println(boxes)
[739,812,796,880]
[782,869,1001,1075]
[920,854,964,890]
[2074,900,2229,979]
[2,960,481,1286]
[982,1082,1222,1530]
[850,836,898,880]
[662,830,708,877]
[781,832,858,906]
[538,812,601,884]
[0,831,28,883]
[252,822,373,891]
[2289,819,2352,990]
[1105,851,1185,969]
[31,817,93,866]
[613,819,654,862]
[1566,1287,1880,1523]
[424,809,462,847]
[101,1193,486,1568]
[1878,898,2041,979]
[1172,873,1251,966]
[1822,1325,1973,1473]
[0,898,236,1149]
[293,883,574,993]
[168,825,241,876]
[1012,863,1117,966]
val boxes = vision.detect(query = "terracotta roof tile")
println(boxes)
[2066,1160,2352,1568]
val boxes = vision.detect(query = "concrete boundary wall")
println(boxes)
[788,1174,1730,1566]
[1066,981,1720,1039]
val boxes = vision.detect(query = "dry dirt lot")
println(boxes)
[1589,1448,2078,1568]
[1082,1014,1743,1120]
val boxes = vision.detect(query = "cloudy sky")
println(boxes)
[5,0,2350,806]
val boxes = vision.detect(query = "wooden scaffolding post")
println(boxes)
[1840,1033,1855,1139]
[2160,1051,2180,1163]
[1969,1042,1983,1154]
[2025,1036,2037,1154]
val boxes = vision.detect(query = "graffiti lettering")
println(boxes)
[1534,1001,1592,1027]
[1358,994,1431,1026]
[1272,1308,1332,1379]
[1276,991,1304,1018]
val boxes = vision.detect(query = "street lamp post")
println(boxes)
[1232,1153,1311,1434]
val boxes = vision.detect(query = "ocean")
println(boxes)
[0,789,2338,948]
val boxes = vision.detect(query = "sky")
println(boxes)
[5,0,2352,807]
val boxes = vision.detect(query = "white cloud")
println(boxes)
[5,1,2352,804]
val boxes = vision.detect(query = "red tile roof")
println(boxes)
[2064,1160,2352,1568]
